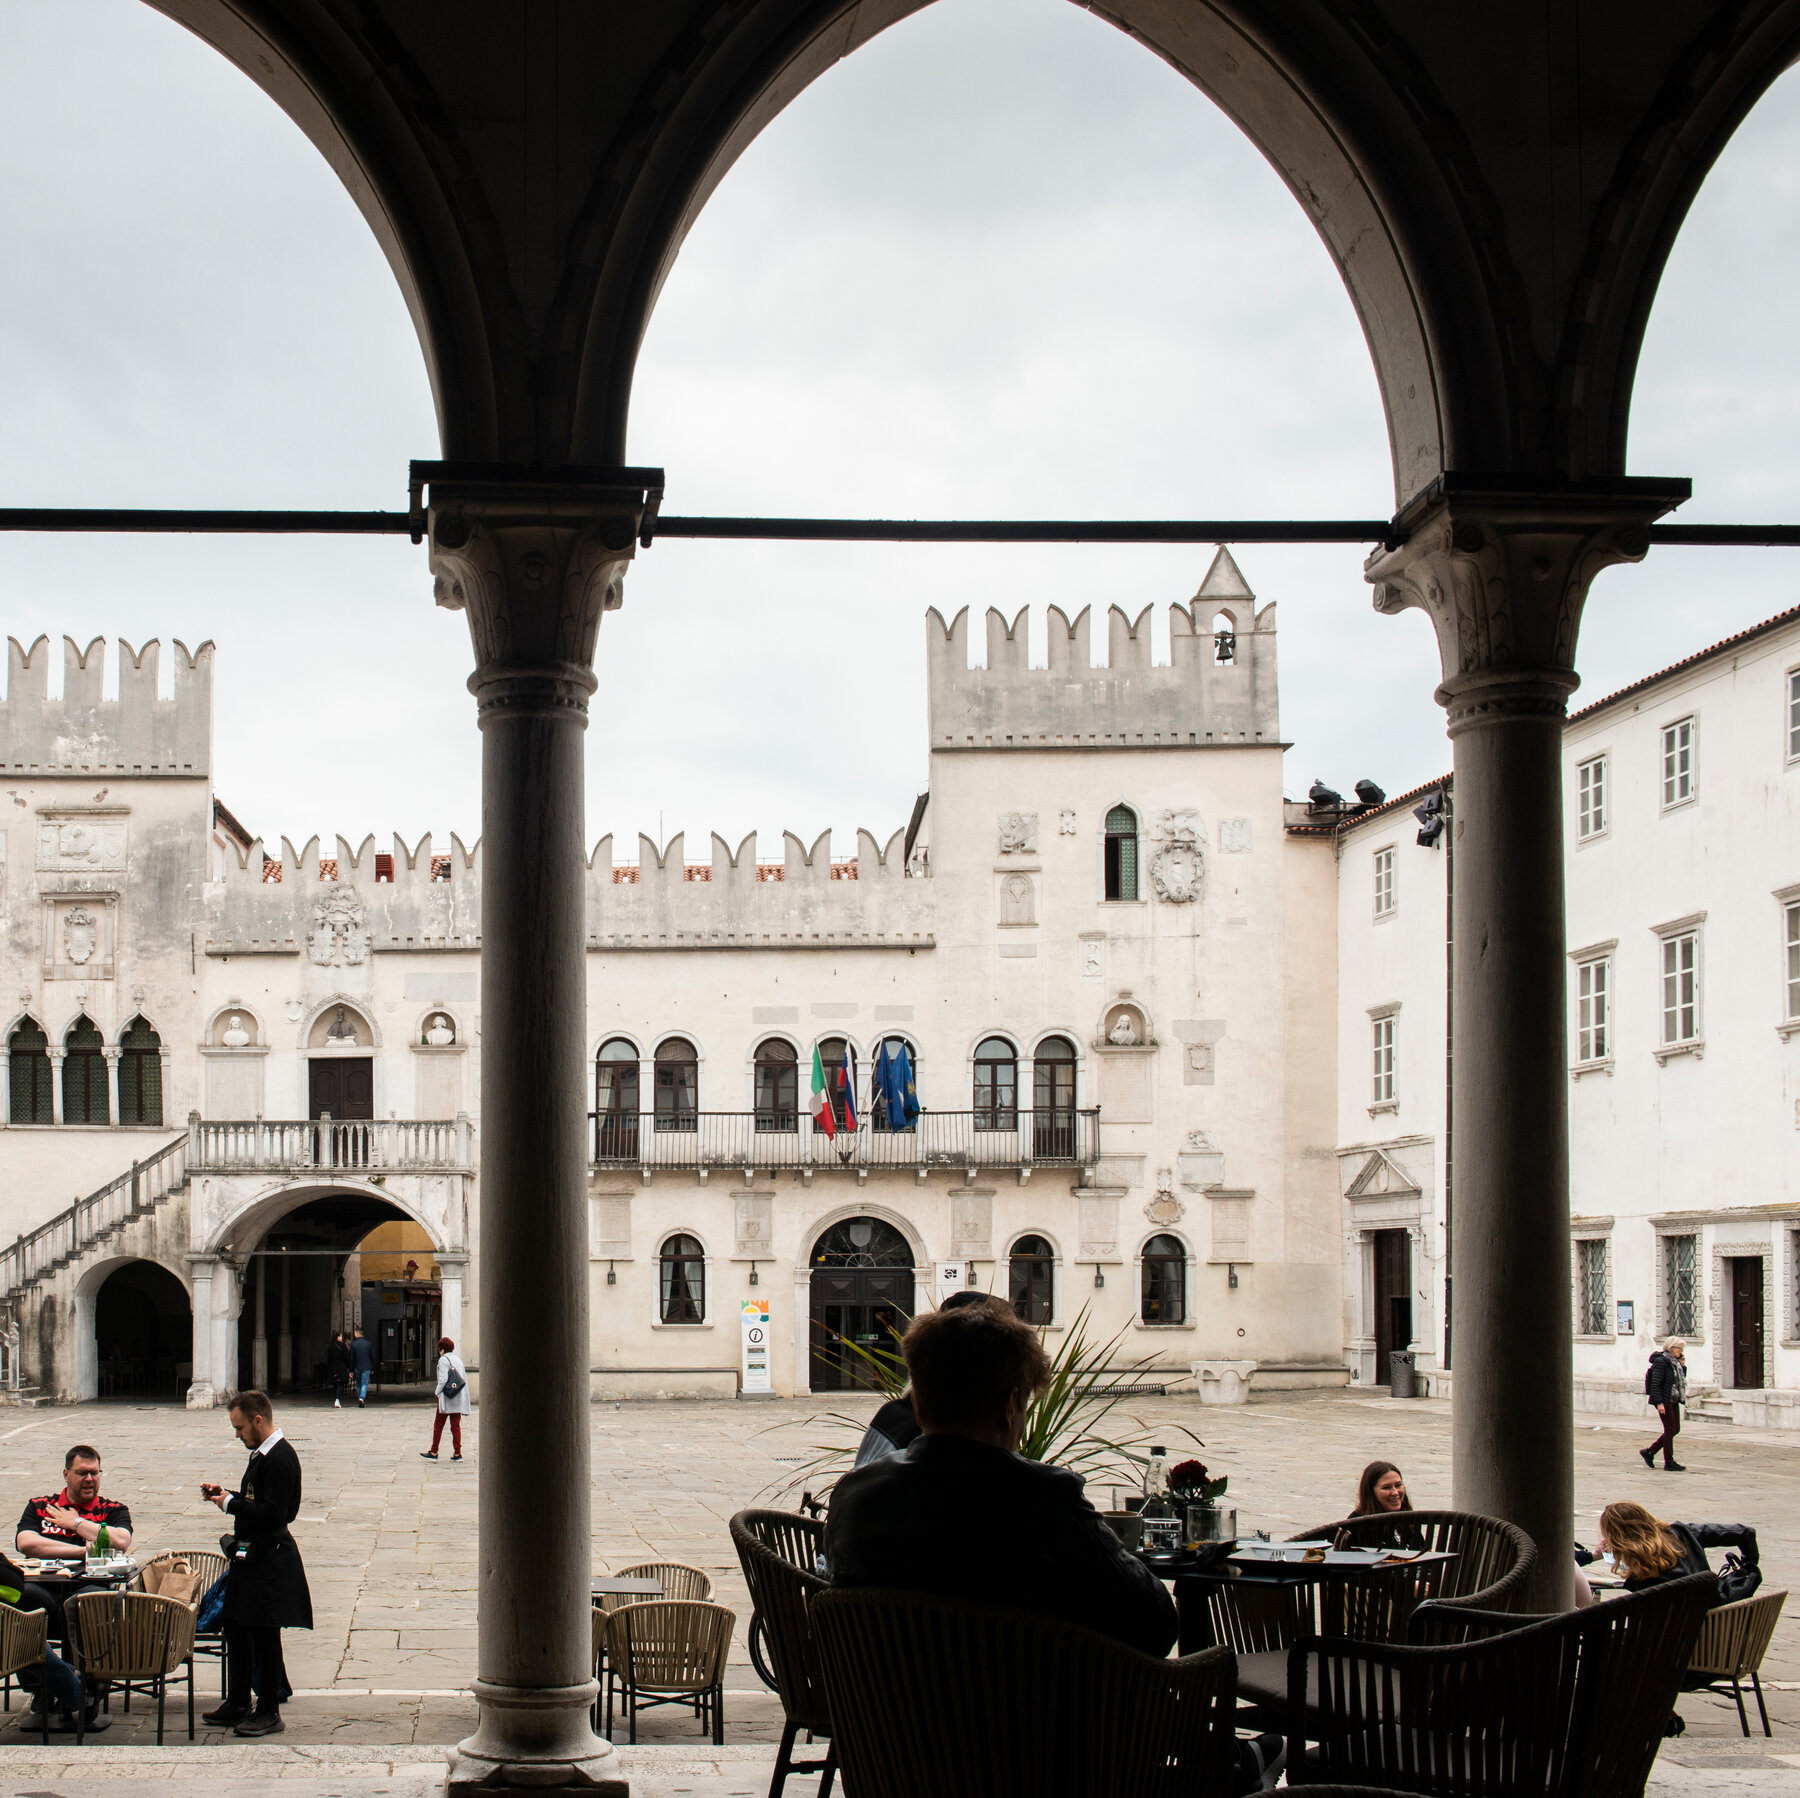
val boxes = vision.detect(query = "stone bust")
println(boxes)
[1108,1012,1139,1046]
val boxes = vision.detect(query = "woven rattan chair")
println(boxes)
[0,1602,51,1742]
[138,1549,229,1699]
[602,1560,715,1609]
[731,1509,836,1798]
[1291,1571,1718,1795]
[1683,1587,1786,1736]
[602,1599,734,1745]
[811,1587,1238,1798]
[65,1591,197,1745]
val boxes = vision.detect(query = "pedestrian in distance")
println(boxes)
[200,1390,313,1738]
[350,1327,375,1407]
[421,1337,469,1461]
[326,1333,351,1409]
[1642,1337,1688,1472]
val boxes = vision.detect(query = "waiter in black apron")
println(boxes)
[199,1389,313,1736]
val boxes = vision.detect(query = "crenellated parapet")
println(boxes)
[1,636,212,776]
[927,550,1279,751]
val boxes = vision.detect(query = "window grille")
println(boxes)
[62,1015,108,1125]
[1141,1234,1186,1325]
[1371,1015,1396,1104]
[1009,1235,1054,1325]
[1787,903,1800,1024]
[1661,717,1696,807]
[1577,958,1610,1063]
[1577,755,1607,838]
[117,1017,162,1126]
[1577,1238,1610,1336]
[1664,1234,1699,1337]
[1373,846,1396,917]
[1104,806,1139,902]
[1661,932,1699,1044]
[659,1235,705,1324]
[6,1019,52,1125]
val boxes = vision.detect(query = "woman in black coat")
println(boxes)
[326,1333,351,1409]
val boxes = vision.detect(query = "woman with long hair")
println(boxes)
[1599,1500,1758,1600]
[1349,1461,1417,1548]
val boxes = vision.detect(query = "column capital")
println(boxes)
[1365,477,1689,732]
[425,471,657,724]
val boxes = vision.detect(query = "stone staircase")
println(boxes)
[0,1133,191,1405]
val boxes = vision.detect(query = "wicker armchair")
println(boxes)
[1684,1587,1786,1737]
[1291,1571,1718,1795]
[730,1509,836,1798]
[811,1587,1238,1798]
[1289,1510,1538,1610]
[138,1549,229,1699]
[0,1601,51,1742]
[65,1591,197,1745]
[600,1560,714,1609]
[601,1599,734,1745]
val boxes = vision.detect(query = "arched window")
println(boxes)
[868,1036,920,1134]
[973,1036,1018,1131]
[818,1037,856,1130]
[594,1038,639,1160]
[1009,1235,1054,1326]
[1032,1035,1077,1158]
[1141,1235,1187,1325]
[654,1037,698,1132]
[659,1234,706,1324]
[754,1039,798,1133]
[63,1015,108,1125]
[6,1019,51,1126]
[1105,805,1139,901]
[118,1017,163,1126]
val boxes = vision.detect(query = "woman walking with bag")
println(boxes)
[421,1337,469,1461]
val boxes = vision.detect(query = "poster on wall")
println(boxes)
[741,1297,772,1394]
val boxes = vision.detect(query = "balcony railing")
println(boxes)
[588,1108,1099,1172]
[191,1116,473,1173]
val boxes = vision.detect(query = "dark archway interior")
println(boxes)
[95,1260,191,1402]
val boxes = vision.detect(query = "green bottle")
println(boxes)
[94,1523,110,1560]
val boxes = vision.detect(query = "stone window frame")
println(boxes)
[1787,665,1800,766]
[1372,844,1397,920]
[1783,1225,1800,1350]
[1134,1229,1196,1330]
[1711,1238,1776,1390]
[1776,884,1800,1039]
[1651,913,1705,1063]
[1569,939,1616,1077]
[1368,1002,1399,1113]
[1651,1222,1706,1344]
[652,1227,712,1330]
[1576,751,1609,843]
[1660,713,1698,811]
[1571,1219,1614,1342]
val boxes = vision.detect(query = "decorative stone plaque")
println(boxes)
[36,820,126,873]
[309,886,371,967]
[997,812,1038,855]
[1219,818,1252,854]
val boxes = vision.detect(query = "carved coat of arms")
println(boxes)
[1151,839,1205,904]
[309,886,371,967]
[63,907,99,965]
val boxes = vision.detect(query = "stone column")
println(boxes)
[48,1049,64,1126]
[277,1254,292,1390]
[438,1253,468,1365]
[105,1048,121,1126]
[429,471,650,1798]
[1366,476,1686,1610]
[250,1254,268,1393]
[185,1257,215,1408]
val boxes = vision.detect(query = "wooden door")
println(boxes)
[308,1057,374,1120]
[809,1266,915,1392]
[1729,1258,1765,1390]
[1372,1230,1413,1378]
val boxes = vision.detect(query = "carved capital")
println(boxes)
[427,477,649,724]
[1365,480,1686,732]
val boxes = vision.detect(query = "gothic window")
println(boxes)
[1032,1036,1077,1157]
[973,1036,1017,1131]
[1141,1234,1187,1325]
[117,1017,163,1127]
[754,1039,798,1133]
[654,1037,698,1132]
[1104,805,1139,902]
[819,1037,856,1130]
[6,1019,51,1126]
[659,1234,706,1324]
[63,1015,108,1126]
[1009,1234,1054,1325]
[594,1038,639,1160]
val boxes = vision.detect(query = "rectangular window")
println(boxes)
[1661,931,1700,1044]
[1373,846,1396,918]
[1661,717,1696,807]
[1577,957,1610,1063]
[1577,755,1607,839]
[1664,1234,1699,1337]
[1790,669,1800,762]
[1371,1015,1396,1104]
[1577,1238,1610,1337]
[1787,902,1800,1023]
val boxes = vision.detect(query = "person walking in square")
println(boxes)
[1642,1338,1688,1472]
[199,1390,313,1737]
[420,1337,468,1461]
[350,1328,375,1407]
[326,1333,351,1409]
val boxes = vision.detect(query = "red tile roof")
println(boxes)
[1568,601,1800,723]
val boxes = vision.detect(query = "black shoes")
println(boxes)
[451,1454,463,1461]
[203,1702,251,1726]
[235,1709,285,1737]
[1665,1462,1687,1472]
[421,1451,438,1460]
[1639,1447,1656,1469]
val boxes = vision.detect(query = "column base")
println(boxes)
[185,1381,224,1410]
[446,1680,626,1797]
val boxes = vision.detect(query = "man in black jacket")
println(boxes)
[199,1390,314,1736]
[1642,1339,1688,1472]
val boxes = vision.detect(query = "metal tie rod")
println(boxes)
[0,508,1795,549]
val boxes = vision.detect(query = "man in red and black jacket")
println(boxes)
[16,1444,133,1562]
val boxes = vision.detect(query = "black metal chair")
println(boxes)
[730,1508,836,1798]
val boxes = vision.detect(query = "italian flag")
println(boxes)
[809,1044,836,1139]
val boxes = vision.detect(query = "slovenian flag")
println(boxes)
[809,1044,836,1139]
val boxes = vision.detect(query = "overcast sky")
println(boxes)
[0,0,1796,859]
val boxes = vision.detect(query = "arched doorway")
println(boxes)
[808,1217,915,1393]
[94,1261,191,1401]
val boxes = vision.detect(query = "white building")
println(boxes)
[1335,605,1800,1425]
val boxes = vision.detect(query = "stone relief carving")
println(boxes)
[1144,1170,1185,1227]
[997,812,1038,855]
[62,907,98,966]
[1058,809,1077,835]
[37,821,127,873]
[309,886,370,967]
[1080,939,1104,980]
[998,872,1036,926]
[221,1014,251,1049]
[1150,839,1205,904]
[1219,818,1252,854]
[1178,1130,1225,1191]
[1108,1013,1139,1046]
[1151,807,1198,843]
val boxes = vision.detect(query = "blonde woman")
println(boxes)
[1598,1500,1758,1602]
[1641,1337,1687,1472]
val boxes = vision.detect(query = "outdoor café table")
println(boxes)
[13,1557,139,1651]
[1149,1541,1459,1654]
[591,1576,663,1600]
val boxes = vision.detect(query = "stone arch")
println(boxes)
[203,1004,266,1049]
[793,1201,927,1275]
[299,996,381,1050]
[73,1253,194,1404]
[204,1176,457,1259]
[412,1005,463,1047]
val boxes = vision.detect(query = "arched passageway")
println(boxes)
[94,1261,191,1402]
[808,1217,915,1392]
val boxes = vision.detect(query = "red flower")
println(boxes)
[1168,1458,1209,1489]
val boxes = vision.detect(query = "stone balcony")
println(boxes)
[190,1114,473,1173]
